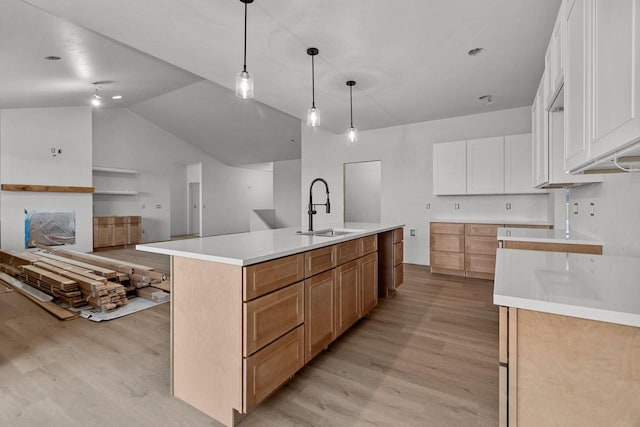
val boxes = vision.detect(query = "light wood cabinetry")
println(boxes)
[335,260,360,337]
[378,228,404,297]
[93,216,141,250]
[430,222,552,279]
[243,253,305,300]
[360,252,378,315]
[433,140,466,195]
[305,245,336,277]
[499,307,640,426]
[466,137,505,194]
[501,239,602,255]
[304,270,336,362]
[336,239,360,264]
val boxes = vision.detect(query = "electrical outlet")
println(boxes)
[590,202,595,216]
[454,203,460,210]
[141,204,146,209]
[506,203,512,210]
[155,204,161,209]
[573,203,579,214]
[142,228,145,234]
[426,203,431,209]
[410,229,416,236]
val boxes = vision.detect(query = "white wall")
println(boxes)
[301,107,551,265]
[92,108,273,242]
[550,173,640,256]
[273,159,301,228]
[0,106,93,252]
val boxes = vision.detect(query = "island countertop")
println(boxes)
[497,227,602,246]
[494,248,640,327]
[136,222,404,266]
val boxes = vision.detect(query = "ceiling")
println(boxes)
[0,0,202,109]
[22,0,562,134]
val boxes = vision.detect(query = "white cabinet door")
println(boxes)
[433,141,466,195]
[545,9,565,107]
[532,79,549,187]
[565,0,589,171]
[505,134,538,193]
[589,0,640,160]
[466,137,505,194]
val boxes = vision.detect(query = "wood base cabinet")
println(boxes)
[305,270,337,362]
[499,307,640,426]
[93,216,141,250]
[378,227,404,297]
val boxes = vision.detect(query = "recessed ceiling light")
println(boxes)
[112,95,123,100]
[44,55,62,61]
[479,94,493,105]
[468,47,485,56]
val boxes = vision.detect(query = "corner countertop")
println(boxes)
[136,223,404,266]
[494,248,640,328]
[429,218,554,226]
[497,227,602,246]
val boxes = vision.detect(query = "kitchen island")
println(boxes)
[137,223,404,426]
[494,248,640,426]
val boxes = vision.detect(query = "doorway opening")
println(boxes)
[344,160,381,223]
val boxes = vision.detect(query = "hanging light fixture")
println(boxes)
[346,80,358,142]
[306,47,320,127]
[91,87,102,107]
[235,0,254,99]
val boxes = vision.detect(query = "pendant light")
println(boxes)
[306,47,320,127]
[91,87,102,107]
[235,0,254,99]
[346,80,358,142]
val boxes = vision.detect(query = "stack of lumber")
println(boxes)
[0,247,169,315]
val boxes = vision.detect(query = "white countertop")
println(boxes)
[494,249,640,327]
[429,218,553,226]
[498,227,602,246]
[136,223,403,266]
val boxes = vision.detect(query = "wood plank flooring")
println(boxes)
[0,253,498,427]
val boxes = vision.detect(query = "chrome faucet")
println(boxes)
[308,178,330,232]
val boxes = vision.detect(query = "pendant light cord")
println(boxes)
[243,1,248,72]
[349,85,354,127]
[311,54,316,108]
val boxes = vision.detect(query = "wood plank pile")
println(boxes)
[0,248,169,314]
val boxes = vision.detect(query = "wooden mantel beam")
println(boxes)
[1,184,95,193]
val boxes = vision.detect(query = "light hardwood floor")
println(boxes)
[0,250,498,427]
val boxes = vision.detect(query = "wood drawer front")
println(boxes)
[304,245,336,277]
[243,325,304,411]
[393,264,404,288]
[393,228,403,243]
[465,253,496,274]
[243,282,304,357]
[465,235,499,255]
[430,234,464,253]
[94,216,115,225]
[243,254,305,301]
[430,251,465,270]
[465,223,500,237]
[393,241,403,266]
[360,235,378,256]
[430,222,464,235]
[336,239,361,265]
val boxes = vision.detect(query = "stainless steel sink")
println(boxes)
[297,228,364,237]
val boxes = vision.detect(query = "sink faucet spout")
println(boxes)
[308,178,330,232]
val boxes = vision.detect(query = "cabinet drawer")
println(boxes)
[243,254,305,301]
[465,223,500,237]
[305,245,336,277]
[393,241,403,266]
[430,222,464,235]
[336,239,360,265]
[430,251,465,270]
[243,282,304,357]
[94,216,115,225]
[243,325,304,411]
[465,235,499,255]
[430,234,464,252]
[393,228,403,243]
[360,235,378,256]
[394,263,403,288]
[465,253,496,274]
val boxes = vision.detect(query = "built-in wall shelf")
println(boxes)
[92,166,138,175]
[93,189,138,196]
[1,184,94,193]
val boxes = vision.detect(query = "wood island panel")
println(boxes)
[503,240,603,255]
[243,254,305,301]
[172,257,243,427]
[243,282,304,357]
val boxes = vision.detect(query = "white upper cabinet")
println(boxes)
[545,6,565,106]
[564,0,640,172]
[588,0,640,161]
[505,134,540,193]
[433,140,466,195]
[532,77,549,187]
[466,137,505,194]
[565,0,589,172]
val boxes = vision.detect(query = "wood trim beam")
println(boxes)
[1,184,95,193]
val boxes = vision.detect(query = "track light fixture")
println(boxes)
[346,80,358,142]
[235,0,254,99]
[306,47,320,127]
